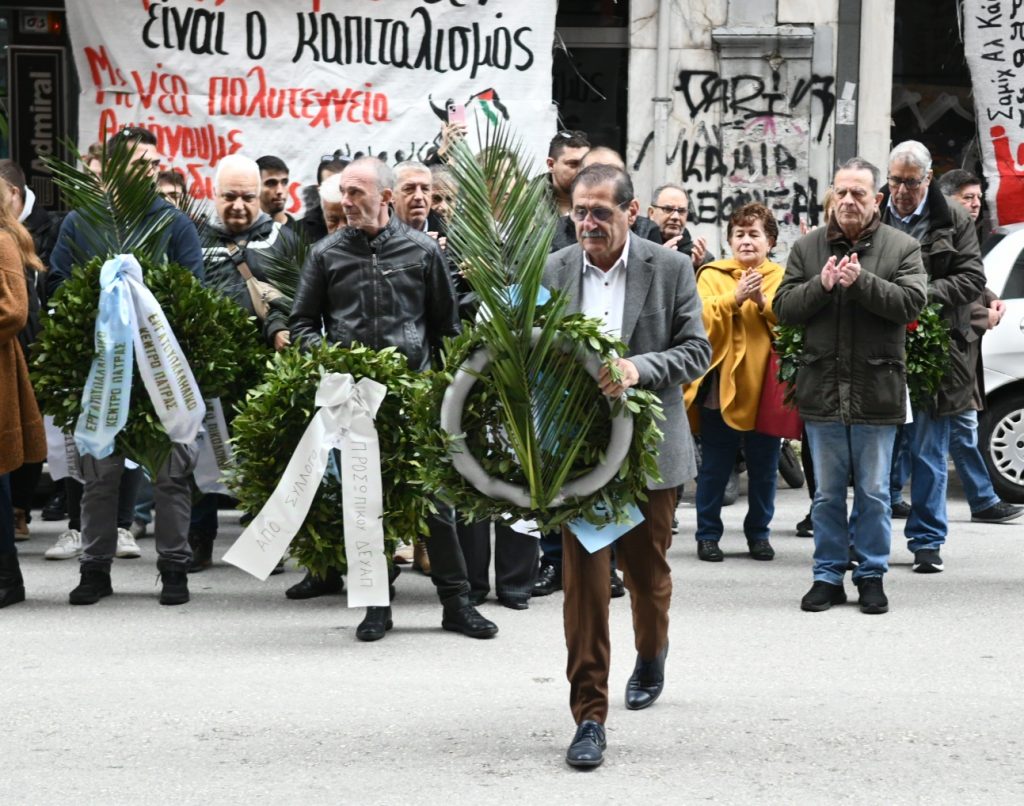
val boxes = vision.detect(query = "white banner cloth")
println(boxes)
[64,1,557,214]
[45,416,83,483]
[222,373,390,607]
[194,398,232,495]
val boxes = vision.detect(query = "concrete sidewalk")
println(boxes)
[3,484,1023,805]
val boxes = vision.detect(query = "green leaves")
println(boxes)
[418,316,664,532]
[31,256,268,479]
[228,343,430,576]
[771,323,804,404]
[905,303,950,410]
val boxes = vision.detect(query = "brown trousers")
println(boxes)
[561,487,677,724]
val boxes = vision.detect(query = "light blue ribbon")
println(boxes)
[74,256,137,459]
[570,502,645,554]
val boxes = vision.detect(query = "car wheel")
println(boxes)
[980,394,1024,504]
[778,440,805,489]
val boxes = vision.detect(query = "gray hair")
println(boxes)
[888,140,932,175]
[835,156,882,190]
[346,156,395,192]
[393,160,431,185]
[570,163,634,206]
[651,182,689,207]
[214,153,260,189]
[318,171,344,205]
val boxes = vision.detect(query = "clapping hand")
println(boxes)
[820,255,842,291]
[735,268,764,307]
[837,252,861,287]
[692,236,708,266]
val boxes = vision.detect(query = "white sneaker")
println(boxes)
[115,527,142,559]
[45,529,82,560]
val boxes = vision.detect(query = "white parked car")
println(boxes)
[979,228,1024,503]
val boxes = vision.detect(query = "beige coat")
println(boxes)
[0,229,45,475]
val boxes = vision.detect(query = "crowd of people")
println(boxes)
[1,122,1022,769]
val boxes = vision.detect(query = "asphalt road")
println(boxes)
[3,479,1023,805]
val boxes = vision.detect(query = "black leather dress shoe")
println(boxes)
[498,596,529,610]
[625,644,668,710]
[441,604,498,638]
[609,570,625,598]
[697,540,724,562]
[356,606,393,641]
[566,720,606,768]
[532,563,562,597]
[285,568,344,600]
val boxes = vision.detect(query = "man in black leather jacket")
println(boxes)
[290,156,497,642]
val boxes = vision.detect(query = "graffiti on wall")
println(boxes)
[635,67,836,259]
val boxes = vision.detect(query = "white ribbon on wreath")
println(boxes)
[223,373,390,607]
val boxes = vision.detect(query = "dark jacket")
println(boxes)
[289,214,460,371]
[201,212,297,347]
[550,214,663,252]
[296,207,328,245]
[47,197,205,299]
[774,216,927,425]
[23,201,62,271]
[17,201,63,355]
[880,184,987,415]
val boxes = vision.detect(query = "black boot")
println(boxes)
[158,559,190,605]
[0,552,26,608]
[356,606,393,641]
[69,567,113,605]
[285,567,344,600]
[187,532,214,573]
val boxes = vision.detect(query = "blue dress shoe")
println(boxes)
[625,644,668,710]
[566,720,606,768]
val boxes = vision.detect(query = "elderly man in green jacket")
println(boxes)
[774,157,926,614]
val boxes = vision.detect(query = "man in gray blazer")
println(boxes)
[544,163,711,768]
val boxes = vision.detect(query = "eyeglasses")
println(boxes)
[887,176,924,189]
[220,192,258,203]
[570,201,629,222]
[651,204,687,217]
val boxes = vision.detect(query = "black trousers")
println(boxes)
[9,461,42,518]
[424,502,472,609]
[458,520,537,602]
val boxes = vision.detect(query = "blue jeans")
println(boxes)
[948,410,1000,514]
[695,408,781,543]
[903,410,950,552]
[890,426,911,506]
[805,422,896,584]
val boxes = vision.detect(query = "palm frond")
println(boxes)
[444,123,604,508]
[256,225,309,302]
[43,138,176,264]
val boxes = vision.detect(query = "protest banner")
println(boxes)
[65,0,557,213]
[964,2,1024,226]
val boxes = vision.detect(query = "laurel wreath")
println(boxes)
[227,342,432,577]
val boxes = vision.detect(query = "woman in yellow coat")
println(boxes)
[683,203,785,562]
